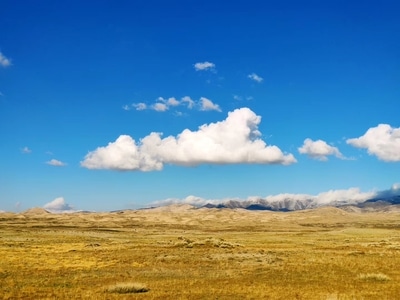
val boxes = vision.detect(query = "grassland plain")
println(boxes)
[1,205,400,299]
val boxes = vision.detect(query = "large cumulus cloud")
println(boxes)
[81,107,296,171]
[347,124,400,162]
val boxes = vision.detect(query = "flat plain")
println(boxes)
[1,205,400,299]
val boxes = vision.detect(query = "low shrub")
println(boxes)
[106,282,149,294]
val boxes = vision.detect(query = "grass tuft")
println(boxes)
[106,282,149,294]
[358,273,391,282]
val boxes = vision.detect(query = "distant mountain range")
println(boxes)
[202,194,400,212]
[6,191,399,215]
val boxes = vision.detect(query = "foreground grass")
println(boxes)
[1,207,400,299]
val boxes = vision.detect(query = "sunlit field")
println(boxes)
[1,205,400,299]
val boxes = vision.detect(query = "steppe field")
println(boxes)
[1,205,400,299]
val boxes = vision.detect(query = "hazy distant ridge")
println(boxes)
[202,194,400,212]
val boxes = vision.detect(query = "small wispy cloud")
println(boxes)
[298,138,344,161]
[233,95,242,101]
[194,61,216,71]
[21,146,32,154]
[0,52,11,67]
[134,103,147,111]
[166,97,180,106]
[199,97,221,112]
[43,197,76,213]
[174,111,184,117]
[152,102,169,112]
[233,95,253,101]
[123,103,147,111]
[46,159,67,167]
[248,73,263,83]
[181,96,195,109]
[124,96,222,113]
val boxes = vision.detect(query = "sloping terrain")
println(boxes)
[1,206,400,299]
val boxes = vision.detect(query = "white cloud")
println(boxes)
[123,103,147,111]
[311,188,376,205]
[346,124,400,162]
[298,138,344,161]
[156,96,180,107]
[199,97,221,112]
[152,102,168,112]
[254,187,374,206]
[21,146,32,154]
[248,73,263,83]
[194,61,215,71]
[0,52,11,67]
[127,96,221,113]
[166,97,180,106]
[261,187,376,206]
[133,102,147,110]
[46,159,67,167]
[181,96,195,109]
[43,197,76,213]
[152,187,378,209]
[152,195,226,207]
[81,135,163,171]
[81,107,296,171]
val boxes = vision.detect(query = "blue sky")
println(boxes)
[1,0,399,212]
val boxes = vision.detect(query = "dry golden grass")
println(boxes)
[1,206,400,299]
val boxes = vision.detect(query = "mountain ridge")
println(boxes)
[201,194,400,212]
